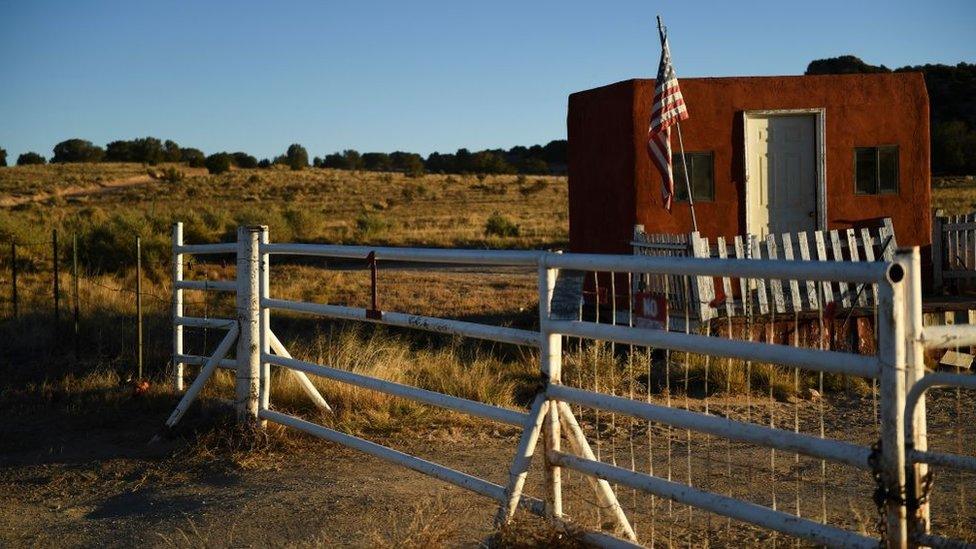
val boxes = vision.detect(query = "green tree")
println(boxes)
[52,139,104,163]
[205,152,232,174]
[16,152,46,165]
[363,152,392,171]
[0,147,7,167]
[164,140,182,162]
[105,140,134,162]
[180,148,206,167]
[285,143,308,170]
[231,152,258,169]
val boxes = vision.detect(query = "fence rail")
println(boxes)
[160,222,975,549]
[633,219,897,321]
[932,209,976,291]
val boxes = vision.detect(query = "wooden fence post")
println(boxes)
[73,234,80,359]
[10,241,17,319]
[932,209,944,293]
[52,229,60,336]
[689,231,715,321]
[235,225,263,423]
[136,236,143,380]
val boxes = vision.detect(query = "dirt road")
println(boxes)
[0,174,155,208]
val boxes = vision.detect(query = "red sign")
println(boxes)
[634,292,668,330]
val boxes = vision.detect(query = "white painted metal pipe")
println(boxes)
[550,384,871,469]
[173,353,237,369]
[259,227,271,429]
[175,316,236,330]
[175,279,237,292]
[260,409,544,514]
[261,242,544,265]
[263,297,541,347]
[163,324,239,429]
[541,251,894,284]
[556,402,638,541]
[538,264,563,518]
[236,226,263,423]
[495,395,549,525]
[909,448,976,472]
[877,280,908,548]
[264,353,528,426]
[918,323,976,349]
[268,331,332,412]
[548,450,877,548]
[546,319,879,378]
[172,222,184,392]
[905,372,976,445]
[176,242,237,255]
[899,248,930,538]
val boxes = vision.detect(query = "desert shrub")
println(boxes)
[17,152,46,166]
[519,178,548,196]
[356,212,388,238]
[160,167,185,183]
[401,182,428,201]
[205,153,232,175]
[0,147,6,167]
[484,212,520,237]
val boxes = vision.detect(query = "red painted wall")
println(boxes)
[568,73,931,254]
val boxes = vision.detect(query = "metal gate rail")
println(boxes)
[160,222,976,548]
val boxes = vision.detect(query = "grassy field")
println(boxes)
[1,164,974,546]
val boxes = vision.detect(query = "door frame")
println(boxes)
[742,108,827,234]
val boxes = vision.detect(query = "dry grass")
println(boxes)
[0,162,568,251]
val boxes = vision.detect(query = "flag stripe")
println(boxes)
[646,29,688,212]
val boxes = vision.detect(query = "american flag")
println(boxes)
[647,27,688,211]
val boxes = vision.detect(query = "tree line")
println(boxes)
[0,137,568,176]
[806,56,976,176]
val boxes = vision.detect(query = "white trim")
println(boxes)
[742,109,827,233]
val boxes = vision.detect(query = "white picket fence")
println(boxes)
[932,209,976,291]
[163,222,975,549]
[633,219,897,322]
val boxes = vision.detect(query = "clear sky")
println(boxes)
[1,0,973,161]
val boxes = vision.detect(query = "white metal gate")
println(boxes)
[163,222,974,548]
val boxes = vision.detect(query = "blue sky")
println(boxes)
[1,0,973,160]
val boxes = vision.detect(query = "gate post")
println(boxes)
[172,222,184,392]
[877,262,908,548]
[900,247,930,542]
[538,258,562,519]
[258,226,271,428]
[236,225,264,424]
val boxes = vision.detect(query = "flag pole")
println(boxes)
[657,16,698,233]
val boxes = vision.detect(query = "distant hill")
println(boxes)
[806,56,976,175]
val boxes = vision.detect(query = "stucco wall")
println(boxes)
[568,73,931,252]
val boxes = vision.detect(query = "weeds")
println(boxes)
[485,212,520,237]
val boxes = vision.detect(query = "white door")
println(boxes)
[746,114,817,237]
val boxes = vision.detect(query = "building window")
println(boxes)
[855,146,899,195]
[673,151,714,202]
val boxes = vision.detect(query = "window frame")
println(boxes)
[854,145,899,196]
[673,150,715,203]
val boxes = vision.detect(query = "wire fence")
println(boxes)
[0,228,232,380]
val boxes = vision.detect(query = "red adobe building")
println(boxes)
[567,73,931,254]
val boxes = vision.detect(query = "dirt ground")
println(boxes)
[2,383,973,548]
